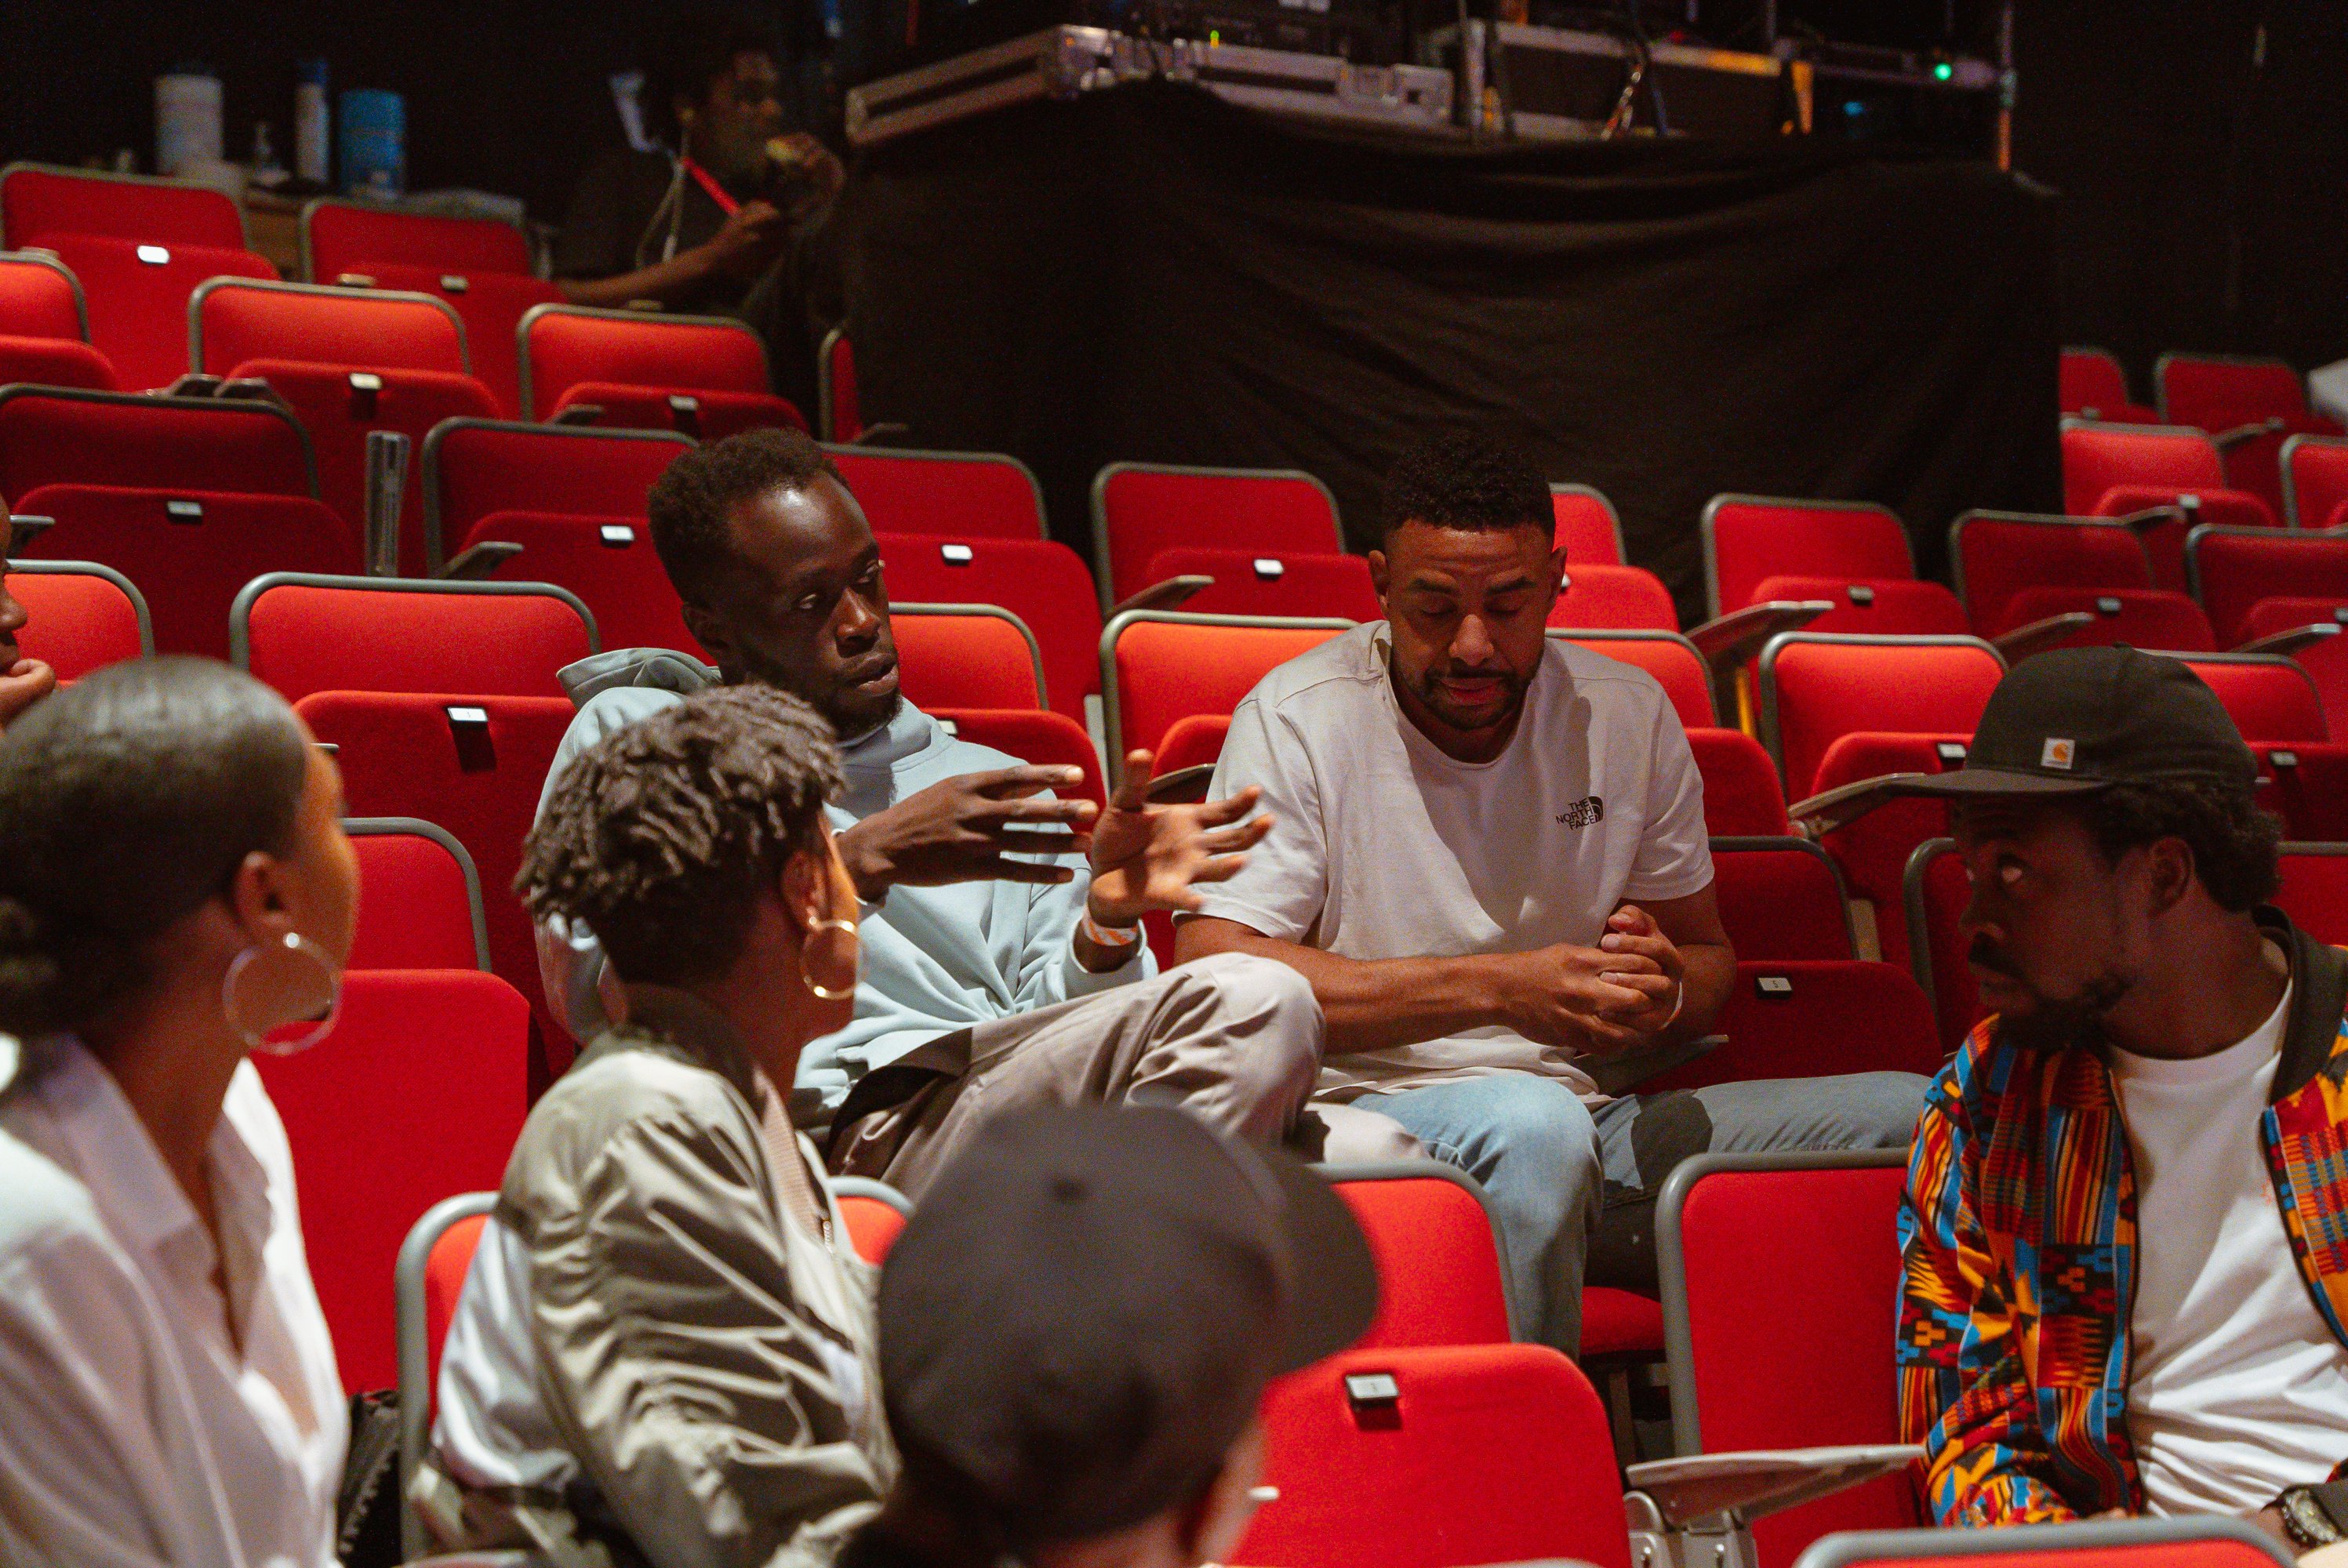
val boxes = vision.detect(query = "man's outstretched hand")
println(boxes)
[837,765,1097,901]
[1082,750,1273,929]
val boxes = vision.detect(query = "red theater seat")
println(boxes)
[423,418,690,573]
[1995,586,2217,654]
[893,604,1047,710]
[2238,599,2348,739]
[2059,346,2158,424]
[0,332,116,390]
[2278,844,2348,946]
[2170,652,2328,744]
[1709,837,1856,962]
[1758,634,2005,800]
[5,558,151,677]
[1949,510,2156,638]
[394,1192,494,1556]
[1325,1164,1513,1348]
[1552,483,1627,564]
[820,327,861,443]
[1092,462,1344,608]
[1747,575,1970,640]
[1557,629,1718,731]
[829,1181,911,1265]
[1145,546,1382,623]
[2283,435,2348,532]
[0,385,314,503]
[233,573,596,702]
[932,709,1106,810]
[1689,728,1790,837]
[878,532,1101,720]
[1238,1344,1633,1568]
[301,198,532,282]
[338,264,563,420]
[255,968,529,1392]
[1550,562,1678,630]
[547,383,808,441]
[13,485,358,660]
[827,445,1046,542]
[344,817,491,972]
[1702,495,1913,619]
[1643,963,1941,1094]
[1809,731,1971,971]
[297,693,578,1079]
[1657,1152,1921,1568]
[191,278,467,379]
[518,303,771,419]
[1903,837,1984,1050]
[1103,612,1355,787]
[2254,745,2348,844]
[33,232,276,391]
[0,249,90,339]
[1152,713,1228,777]
[458,511,697,657]
[2186,525,2348,648]
[2,164,247,250]
[2157,352,2314,432]
[2062,421,2277,589]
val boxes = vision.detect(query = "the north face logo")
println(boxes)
[1557,796,1605,829]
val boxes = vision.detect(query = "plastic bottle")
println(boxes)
[155,65,224,176]
[337,89,405,200]
[296,60,331,185]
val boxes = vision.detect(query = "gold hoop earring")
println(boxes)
[801,918,860,1002]
[222,931,343,1056]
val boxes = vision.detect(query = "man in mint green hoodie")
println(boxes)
[537,430,1412,1193]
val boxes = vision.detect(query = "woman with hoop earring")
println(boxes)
[0,657,359,1568]
[413,683,896,1568]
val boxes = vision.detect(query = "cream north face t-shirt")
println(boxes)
[1192,622,1714,1102]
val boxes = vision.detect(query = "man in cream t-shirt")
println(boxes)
[1180,433,1926,1353]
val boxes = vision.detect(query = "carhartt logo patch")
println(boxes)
[2041,738,2077,771]
[1556,796,1605,829]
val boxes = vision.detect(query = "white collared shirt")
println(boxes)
[0,1036,347,1568]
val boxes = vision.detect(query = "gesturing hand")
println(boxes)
[1082,750,1274,929]
[836,765,1097,901]
[0,657,55,731]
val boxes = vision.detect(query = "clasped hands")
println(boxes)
[1491,905,1687,1056]
[834,748,1270,931]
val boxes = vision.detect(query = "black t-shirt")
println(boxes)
[552,147,751,314]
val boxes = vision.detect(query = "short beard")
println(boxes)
[1994,971,2135,1053]
[1405,664,1532,735]
[732,647,901,742]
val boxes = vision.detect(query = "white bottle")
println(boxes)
[156,68,224,176]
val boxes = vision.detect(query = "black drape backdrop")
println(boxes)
[838,85,2058,617]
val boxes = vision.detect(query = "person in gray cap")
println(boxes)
[1893,646,2348,1556]
[841,1102,1378,1568]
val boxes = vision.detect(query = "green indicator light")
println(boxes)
[1933,60,1954,81]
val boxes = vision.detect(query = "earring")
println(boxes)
[222,931,343,1056]
[800,918,860,1002]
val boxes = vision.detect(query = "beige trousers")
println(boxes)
[829,953,1416,1199]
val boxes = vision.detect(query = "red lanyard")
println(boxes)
[680,157,741,216]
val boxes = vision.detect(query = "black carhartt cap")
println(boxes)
[1899,645,2259,801]
[875,1104,1378,1547]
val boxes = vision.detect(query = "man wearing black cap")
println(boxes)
[841,1103,1378,1568]
[1895,647,2348,1554]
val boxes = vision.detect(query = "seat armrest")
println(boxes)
[1685,601,1834,676]
[1625,1444,1925,1529]
[2236,622,2343,658]
[1990,612,2096,662]
[850,421,914,445]
[1107,575,1214,619]
[547,403,603,426]
[2212,416,2288,452]
[4,514,54,554]
[2112,505,2189,535]
[437,541,525,581]
[1786,771,1933,839]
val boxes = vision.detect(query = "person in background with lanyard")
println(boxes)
[554,5,845,318]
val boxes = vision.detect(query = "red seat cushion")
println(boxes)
[306,201,532,281]
[33,233,278,391]
[423,419,691,572]
[196,280,467,377]
[829,447,1048,542]
[878,533,1101,719]
[1096,464,1342,605]
[1579,1286,1664,1358]
[522,307,770,417]
[1705,496,1912,615]
[1147,546,1383,623]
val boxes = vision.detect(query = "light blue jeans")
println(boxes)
[1369,1071,1928,1356]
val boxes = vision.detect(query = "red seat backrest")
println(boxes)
[1748,575,1970,640]
[1154,713,1229,777]
[254,968,529,1391]
[892,606,1045,710]
[2190,528,2348,647]
[303,200,532,281]
[2240,599,2348,739]
[1550,562,1678,630]
[878,532,1101,719]
[822,328,861,443]
[0,252,89,340]
[34,233,277,391]
[1552,484,1624,565]
[1703,495,1912,617]
[194,279,467,378]
[1107,613,1354,760]
[827,447,1048,543]
[1241,1344,1632,1568]
[3,165,246,249]
[1093,464,1343,606]
[2278,846,2348,946]
[519,305,770,418]
[2284,436,2348,532]
[2061,422,2226,514]
[1650,962,1942,1096]
[423,419,691,573]
[2173,653,2331,744]
[5,560,151,677]
[233,361,502,569]
[2059,347,2141,420]
[932,707,1106,810]
[1811,731,1971,971]
[1708,838,1853,961]
[0,332,116,390]
[1950,512,2154,637]
[1662,1156,1921,1566]
[2157,353,2307,430]
[547,383,809,441]
[422,1210,489,1404]
[343,265,564,420]
[1903,838,1984,1050]
[346,822,488,971]
[237,576,595,702]
[1688,728,1790,837]
[296,694,579,1080]
[1557,630,1717,731]
[1761,637,2005,800]
[1147,546,1383,624]
[1328,1171,1511,1348]
[835,1196,907,1265]
[0,385,314,502]
[2000,586,2217,654]
[461,510,700,659]
[14,485,358,660]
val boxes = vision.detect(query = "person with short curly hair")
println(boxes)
[416,684,898,1568]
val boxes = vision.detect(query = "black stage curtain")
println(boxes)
[838,83,2058,617]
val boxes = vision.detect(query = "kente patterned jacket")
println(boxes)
[1898,908,2348,1525]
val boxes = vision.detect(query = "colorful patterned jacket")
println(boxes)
[1898,909,2348,1525]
